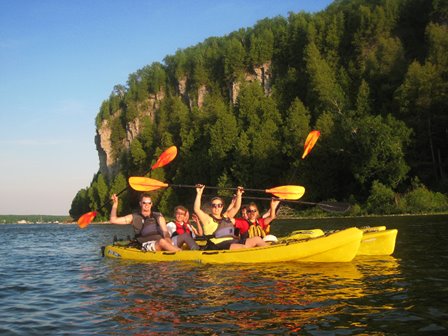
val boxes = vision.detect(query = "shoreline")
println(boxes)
[1,212,447,225]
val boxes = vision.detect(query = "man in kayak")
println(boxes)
[109,193,181,252]
[194,184,266,250]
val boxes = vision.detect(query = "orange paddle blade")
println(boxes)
[302,130,320,159]
[266,185,305,200]
[152,146,177,170]
[77,211,97,229]
[129,176,169,191]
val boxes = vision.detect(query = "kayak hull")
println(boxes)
[104,227,363,264]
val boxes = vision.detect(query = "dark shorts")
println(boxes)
[214,238,240,250]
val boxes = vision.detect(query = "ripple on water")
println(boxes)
[1,220,448,335]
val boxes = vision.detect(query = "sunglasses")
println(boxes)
[142,201,152,205]
[247,209,257,213]
[211,203,223,208]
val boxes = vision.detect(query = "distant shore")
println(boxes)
[2,212,447,225]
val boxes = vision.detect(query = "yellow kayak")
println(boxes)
[357,226,397,256]
[286,226,397,256]
[103,227,363,264]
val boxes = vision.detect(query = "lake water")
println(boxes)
[1,215,447,335]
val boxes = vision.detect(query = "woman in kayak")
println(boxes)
[194,184,266,250]
[234,199,280,242]
[109,193,181,252]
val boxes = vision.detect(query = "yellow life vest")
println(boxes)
[248,221,266,238]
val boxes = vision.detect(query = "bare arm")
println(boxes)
[193,184,211,227]
[226,195,236,213]
[157,215,171,239]
[109,194,133,225]
[225,186,243,218]
[263,199,281,225]
[190,213,203,236]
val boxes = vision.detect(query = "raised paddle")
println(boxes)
[302,130,320,159]
[77,146,178,228]
[242,196,351,213]
[128,176,306,200]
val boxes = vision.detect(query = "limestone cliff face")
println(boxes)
[230,62,272,103]
[96,91,164,181]
[95,119,118,180]
[95,63,271,179]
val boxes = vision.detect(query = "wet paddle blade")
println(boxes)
[129,176,169,191]
[302,130,320,159]
[266,185,305,200]
[77,211,97,229]
[151,146,177,170]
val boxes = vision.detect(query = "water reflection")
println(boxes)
[99,261,394,334]
[85,219,448,334]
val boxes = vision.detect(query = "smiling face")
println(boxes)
[210,197,224,217]
[246,203,259,222]
[174,206,187,223]
[139,196,152,216]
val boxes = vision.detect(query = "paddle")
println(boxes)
[128,176,306,200]
[302,130,320,159]
[242,196,351,213]
[77,146,178,228]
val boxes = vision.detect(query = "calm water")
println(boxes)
[1,215,447,335]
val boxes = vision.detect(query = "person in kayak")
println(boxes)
[166,206,202,250]
[234,199,280,242]
[109,193,181,252]
[194,184,266,250]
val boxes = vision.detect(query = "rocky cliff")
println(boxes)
[95,62,272,181]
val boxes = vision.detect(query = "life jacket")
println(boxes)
[247,219,267,238]
[132,212,163,243]
[211,215,236,238]
[173,220,192,236]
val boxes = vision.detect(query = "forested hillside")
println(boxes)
[70,0,448,220]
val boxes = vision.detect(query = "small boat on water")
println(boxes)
[103,227,363,264]
[286,226,398,256]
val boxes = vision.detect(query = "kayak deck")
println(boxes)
[285,226,397,256]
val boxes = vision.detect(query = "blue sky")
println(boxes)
[0,0,333,215]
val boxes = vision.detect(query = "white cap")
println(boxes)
[263,234,278,242]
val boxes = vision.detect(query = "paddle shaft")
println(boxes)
[167,183,268,193]
[242,196,350,213]
[241,195,317,205]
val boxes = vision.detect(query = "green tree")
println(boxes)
[366,180,396,214]
[140,116,154,152]
[249,28,274,65]
[395,60,445,184]
[347,114,411,190]
[282,98,311,158]
[401,184,448,213]
[304,42,346,115]
[207,98,238,161]
[109,116,126,159]
[69,188,90,220]
[223,37,246,81]
[129,139,147,174]
[110,172,129,214]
